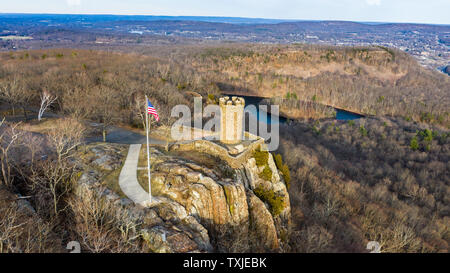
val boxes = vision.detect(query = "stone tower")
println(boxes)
[219,96,245,144]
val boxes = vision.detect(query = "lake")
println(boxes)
[224,94,364,124]
[335,108,365,120]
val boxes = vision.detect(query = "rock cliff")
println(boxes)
[75,142,291,253]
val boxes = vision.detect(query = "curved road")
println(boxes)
[85,125,166,145]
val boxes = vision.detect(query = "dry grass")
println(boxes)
[101,168,126,198]
[18,117,60,133]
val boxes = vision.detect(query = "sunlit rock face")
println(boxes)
[76,143,291,253]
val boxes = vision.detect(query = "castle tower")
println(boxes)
[219,96,245,144]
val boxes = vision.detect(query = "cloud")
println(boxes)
[66,0,81,7]
[366,0,381,6]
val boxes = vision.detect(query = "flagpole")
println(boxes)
[145,95,152,203]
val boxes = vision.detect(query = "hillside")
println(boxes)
[176,44,449,127]
[280,117,449,252]
[2,45,447,127]
[0,47,449,253]
[0,116,290,253]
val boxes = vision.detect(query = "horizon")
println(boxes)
[1,12,449,27]
[0,0,449,25]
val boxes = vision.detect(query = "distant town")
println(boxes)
[0,14,449,74]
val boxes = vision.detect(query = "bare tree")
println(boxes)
[30,159,75,217]
[61,87,91,120]
[0,78,22,116]
[0,119,22,187]
[27,118,85,217]
[92,86,117,142]
[19,133,44,173]
[0,78,37,120]
[47,118,85,162]
[0,199,60,253]
[0,204,27,253]
[132,92,147,130]
[68,187,141,253]
[38,90,57,121]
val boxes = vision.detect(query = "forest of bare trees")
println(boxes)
[279,118,449,252]
[172,44,449,127]
[0,45,448,252]
[0,45,448,128]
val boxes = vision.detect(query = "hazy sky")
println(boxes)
[0,0,449,25]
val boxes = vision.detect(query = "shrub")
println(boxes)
[439,133,448,145]
[360,125,368,137]
[177,83,187,90]
[312,125,320,135]
[273,153,283,169]
[285,92,298,100]
[420,129,433,142]
[280,164,291,190]
[272,153,291,189]
[254,186,285,216]
[253,149,269,167]
[416,129,435,151]
[410,136,419,150]
[260,165,273,181]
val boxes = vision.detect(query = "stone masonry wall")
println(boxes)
[169,136,265,169]
[219,96,245,144]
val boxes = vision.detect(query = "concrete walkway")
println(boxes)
[119,144,152,207]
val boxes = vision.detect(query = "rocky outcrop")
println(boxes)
[242,153,291,251]
[247,192,279,250]
[76,142,291,253]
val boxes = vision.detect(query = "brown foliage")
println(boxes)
[279,117,449,252]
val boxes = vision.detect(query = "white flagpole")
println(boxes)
[145,95,152,203]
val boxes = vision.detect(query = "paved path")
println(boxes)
[118,144,152,207]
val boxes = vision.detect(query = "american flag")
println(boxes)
[147,99,160,122]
